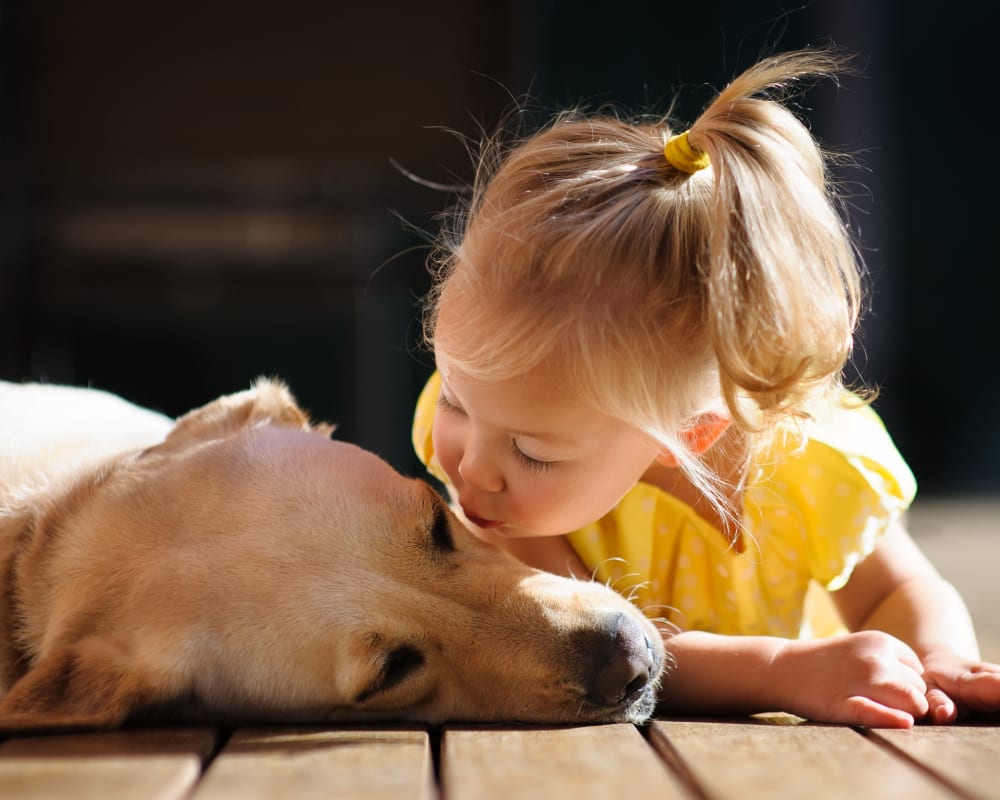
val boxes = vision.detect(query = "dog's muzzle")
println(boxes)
[577,611,661,716]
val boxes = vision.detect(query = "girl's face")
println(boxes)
[432,349,658,538]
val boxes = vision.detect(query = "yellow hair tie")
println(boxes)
[663,130,710,174]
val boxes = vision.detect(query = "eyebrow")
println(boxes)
[508,428,576,445]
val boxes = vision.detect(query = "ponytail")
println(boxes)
[683,49,861,427]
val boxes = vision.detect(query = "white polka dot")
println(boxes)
[836,482,853,497]
[716,563,730,578]
[681,596,696,611]
[640,497,655,513]
[656,523,669,536]
[769,617,790,634]
[807,464,823,480]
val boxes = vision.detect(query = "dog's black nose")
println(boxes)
[586,611,655,707]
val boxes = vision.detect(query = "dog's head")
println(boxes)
[0,379,665,730]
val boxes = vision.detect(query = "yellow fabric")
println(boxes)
[412,371,916,639]
[413,371,448,485]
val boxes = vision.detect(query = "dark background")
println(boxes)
[1,1,997,498]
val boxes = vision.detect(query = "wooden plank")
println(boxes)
[650,717,957,800]
[870,724,1000,800]
[441,724,689,800]
[0,727,217,800]
[191,726,435,800]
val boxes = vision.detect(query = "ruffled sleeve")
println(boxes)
[749,393,917,592]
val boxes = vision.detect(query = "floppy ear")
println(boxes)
[163,377,321,448]
[0,637,179,732]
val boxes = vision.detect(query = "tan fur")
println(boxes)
[0,379,664,730]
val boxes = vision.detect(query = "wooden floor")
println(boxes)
[1,717,998,799]
[1,498,997,799]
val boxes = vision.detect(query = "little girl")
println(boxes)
[411,49,1000,727]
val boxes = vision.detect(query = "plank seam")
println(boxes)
[857,727,981,800]
[642,723,714,800]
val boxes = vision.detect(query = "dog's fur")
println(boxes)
[0,379,664,730]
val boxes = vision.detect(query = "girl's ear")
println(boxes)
[656,413,731,467]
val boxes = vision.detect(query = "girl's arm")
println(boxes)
[656,628,929,727]
[831,518,1000,722]
[658,519,1000,726]
[833,518,978,658]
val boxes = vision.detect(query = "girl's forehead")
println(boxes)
[438,351,606,434]
[438,355,657,463]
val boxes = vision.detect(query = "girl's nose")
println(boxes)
[457,447,504,493]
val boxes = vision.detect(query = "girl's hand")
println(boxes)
[773,631,929,728]
[920,651,1000,723]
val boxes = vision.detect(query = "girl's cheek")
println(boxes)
[526,480,590,533]
[432,421,459,481]
[509,479,557,527]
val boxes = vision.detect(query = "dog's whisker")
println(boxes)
[588,556,629,584]
[607,571,644,594]
[639,604,678,616]
[612,577,650,606]
[623,580,654,604]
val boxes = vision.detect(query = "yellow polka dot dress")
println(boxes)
[412,372,916,638]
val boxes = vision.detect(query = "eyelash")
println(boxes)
[511,442,554,473]
[437,394,462,415]
[438,395,554,473]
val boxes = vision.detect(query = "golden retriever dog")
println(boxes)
[0,379,665,730]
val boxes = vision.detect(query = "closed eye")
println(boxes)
[429,499,455,552]
[511,439,556,473]
[355,646,425,704]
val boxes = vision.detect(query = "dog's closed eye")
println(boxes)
[355,645,425,704]
[428,500,455,553]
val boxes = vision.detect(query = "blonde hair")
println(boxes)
[423,49,864,525]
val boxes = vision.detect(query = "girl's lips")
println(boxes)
[464,512,502,529]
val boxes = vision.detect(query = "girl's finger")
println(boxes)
[844,695,915,729]
[891,639,925,676]
[925,687,957,724]
[961,671,1000,711]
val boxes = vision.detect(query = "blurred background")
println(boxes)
[1,0,997,499]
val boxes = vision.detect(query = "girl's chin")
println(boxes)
[486,523,560,539]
